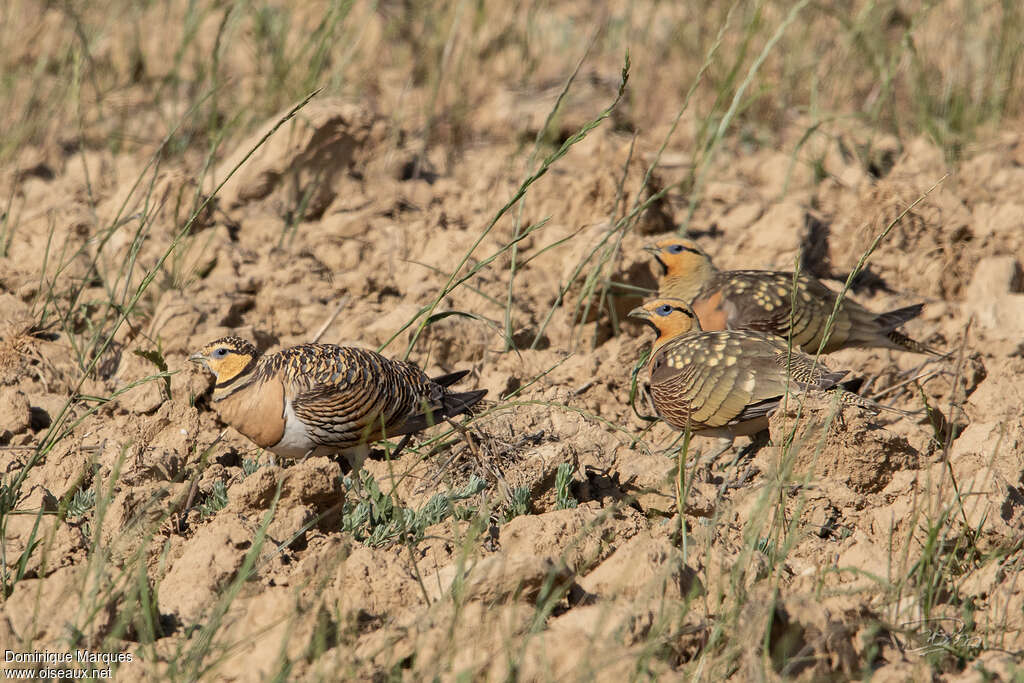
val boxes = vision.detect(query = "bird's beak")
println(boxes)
[628,306,651,321]
[643,245,667,275]
[188,352,205,364]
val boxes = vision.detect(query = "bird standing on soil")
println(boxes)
[189,337,486,470]
[628,299,882,454]
[644,237,937,355]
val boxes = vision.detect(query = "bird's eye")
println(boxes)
[212,348,229,359]
[666,244,684,254]
[655,304,673,316]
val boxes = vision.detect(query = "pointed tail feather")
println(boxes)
[838,377,865,393]
[827,388,919,417]
[393,389,488,436]
[887,330,943,356]
[873,303,943,355]
[441,389,488,420]
[874,303,924,330]
[431,369,471,387]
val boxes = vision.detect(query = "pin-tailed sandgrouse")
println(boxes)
[644,237,937,355]
[189,337,485,469]
[629,299,884,443]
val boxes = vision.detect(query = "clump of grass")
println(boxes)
[199,480,228,519]
[554,462,578,510]
[502,486,533,522]
[66,487,96,519]
[241,457,261,477]
[340,471,486,547]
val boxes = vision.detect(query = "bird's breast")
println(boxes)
[214,376,287,450]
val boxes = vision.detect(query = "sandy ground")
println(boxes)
[2,2,1024,681]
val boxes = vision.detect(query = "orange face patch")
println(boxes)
[635,298,700,354]
[657,246,709,280]
[206,351,253,384]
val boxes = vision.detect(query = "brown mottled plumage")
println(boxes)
[644,237,937,355]
[189,337,485,469]
[629,299,882,441]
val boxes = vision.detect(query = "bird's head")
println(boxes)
[628,298,701,352]
[189,336,259,383]
[643,237,712,279]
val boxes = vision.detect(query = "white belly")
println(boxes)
[267,401,370,470]
[269,400,320,458]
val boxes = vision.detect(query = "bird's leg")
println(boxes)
[734,430,770,464]
[344,444,370,475]
[724,430,770,488]
[704,436,736,463]
[698,436,735,481]
[389,434,415,461]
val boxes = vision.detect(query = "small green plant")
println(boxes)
[341,472,486,547]
[67,487,96,518]
[503,486,532,522]
[241,457,261,476]
[199,480,229,519]
[554,462,578,510]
